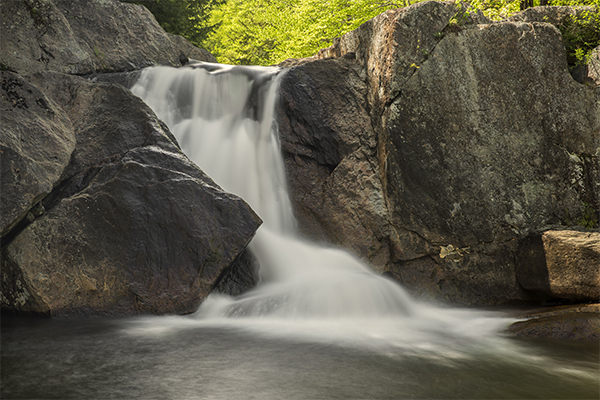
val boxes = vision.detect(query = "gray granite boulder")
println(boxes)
[278,2,600,305]
[0,71,75,239]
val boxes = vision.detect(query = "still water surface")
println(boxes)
[2,314,598,399]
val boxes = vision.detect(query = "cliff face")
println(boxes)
[0,0,258,316]
[277,2,600,305]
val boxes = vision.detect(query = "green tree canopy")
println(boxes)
[121,0,221,48]
[204,0,407,65]
[122,0,598,66]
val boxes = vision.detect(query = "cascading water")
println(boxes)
[130,62,512,344]
[131,63,417,320]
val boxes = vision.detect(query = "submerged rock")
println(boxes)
[506,304,600,341]
[278,2,600,306]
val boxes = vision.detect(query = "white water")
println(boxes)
[130,63,513,343]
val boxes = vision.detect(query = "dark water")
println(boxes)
[2,314,599,400]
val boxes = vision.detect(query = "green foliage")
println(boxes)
[444,1,474,33]
[205,0,597,66]
[576,202,599,228]
[120,0,221,48]
[556,9,600,67]
[468,0,520,20]
[205,0,408,65]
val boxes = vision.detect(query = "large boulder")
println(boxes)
[277,55,390,264]
[1,73,261,316]
[1,0,258,317]
[381,15,598,303]
[0,0,216,76]
[278,2,600,305]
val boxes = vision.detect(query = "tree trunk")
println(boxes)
[520,0,534,10]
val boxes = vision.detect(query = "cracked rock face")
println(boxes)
[278,2,600,305]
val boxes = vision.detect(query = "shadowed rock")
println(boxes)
[0,71,75,238]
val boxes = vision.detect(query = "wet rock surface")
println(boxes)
[507,303,600,341]
[212,250,260,297]
[277,56,387,265]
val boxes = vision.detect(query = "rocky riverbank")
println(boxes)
[1,0,598,340]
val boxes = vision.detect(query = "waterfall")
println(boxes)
[131,63,417,319]
[125,62,520,355]
[130,63,514,348]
